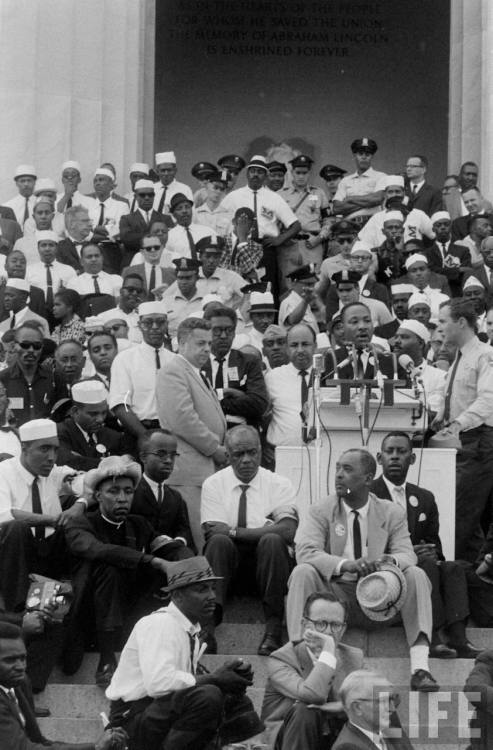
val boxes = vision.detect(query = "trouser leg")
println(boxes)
[255,533,292,626]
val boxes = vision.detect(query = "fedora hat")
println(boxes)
[356,562,407,621]
[162,556,222,592]
[84,455,141,494]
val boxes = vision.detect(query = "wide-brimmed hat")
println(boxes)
[356,562,407,621]
[162,556,222,592]
[84,456,141,493]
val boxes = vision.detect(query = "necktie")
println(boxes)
[97,203,105,226]
[45,264,54,308]
[92,275,101,294]
[157,483,163,504]
[237,484,249,527]
[186,227,197,261]
[87,433,96,449]
[9,313,16,329]
[394,486,406,509]
[31,477,45,541]
[412,184,418,196]
[200,371,211,389]
[6,689,25,727]
[356,352,364,379]
[130,196,136,212]
[157,187,167,214]
[252,190,259,239]
[155,348,161,369]
[66,197,73,209]
[149,265,156,294]
[214,358,225,389]
[23,197,29,224]
[145,211,150,226]
[188,632,198,675]
[299,369,309,409]
[352,510,362,559]
[443,351,462,423]
[441,243,447,261]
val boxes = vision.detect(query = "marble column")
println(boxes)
[0,0,155,200]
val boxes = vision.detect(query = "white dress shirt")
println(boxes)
[87,196,129,239]
[197,267,244,308]
[26,260,77,296]
[358,207,434,247]
[221,185,297,238]
[67,271,122,297]
[381,476,408,510]
[152,179,193,214]
[279,290,319,334]
[0,306,50,338]
[109,341,176,420]
[106,602,201,701]
[265,363,313,446]
[3,194,36,226]
[201,465,297,528]
[410,360,446,413]
[56,190,94,211]
[0,427,21,458]
[166,223,214,259]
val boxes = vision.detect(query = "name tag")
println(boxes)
[227,367,239,381]
[9,397,24,409]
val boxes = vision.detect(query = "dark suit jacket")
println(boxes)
[406,182,443,217]
[122,263,176,299]
[202,348,269,425]
[0,285,45,321]
[0,205,17,222]
[370,476,444,558]
[425,242,472,296]
[56,417,126,470]
[322,346,404,382]
[325,278,390,320]
[451,212,489,242]
[0,678,94,749]
[0,218,22,251]
[119,210,170,258]
[56,237,83,272]
[333,721,414,750]
[131,478,195,550]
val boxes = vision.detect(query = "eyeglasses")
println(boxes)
[140,318,167,329]
[145,450,180,459]
[143,245,161,251]
[211,326,235,336]
[303,617,346,634]
[17,341,43,351]
[355,693,401,708]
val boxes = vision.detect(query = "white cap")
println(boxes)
[134,179,155,192]
[71,380,108,404]
[384,175,405,188]
[84,315,105,330]
[129,162,150,174]
[14,164,36,179]
[19,418,57,442]
[94,168,115,180]
[350,241,373,256]
[98,308,128,324]
[155,151,176,165]
[36,230,58,244]
[250,291,276,311]
[138,301,167,317]
[463,275,485,290]
[34,178,57,195]
[5,278,29,293]
[201,293,223,309]
[431,210,451,224]
[391,283,415,295]
[35,195,54,206]
[62,160,81,173]
[383,210,404,223]
[407,292,431,309]
[405,253,428,270]
[398,319,431,344]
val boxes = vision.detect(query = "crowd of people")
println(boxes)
[1,143,493,749]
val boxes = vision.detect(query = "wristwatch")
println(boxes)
[229,527,237,539]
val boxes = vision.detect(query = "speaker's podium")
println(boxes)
[275,379,457,559]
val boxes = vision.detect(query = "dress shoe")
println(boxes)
[34,705,51,718]
[257,631,281,656]
[410,669,440,692]
[95,662,115,689]
[450,641,482,659]
[430,643,457,659]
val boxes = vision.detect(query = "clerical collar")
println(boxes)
[101,513,124,528]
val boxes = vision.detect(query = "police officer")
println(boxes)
[332,138,387,222]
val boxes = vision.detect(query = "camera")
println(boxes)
[26,575,72,622]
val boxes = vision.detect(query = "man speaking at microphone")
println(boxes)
[393,319,446,416]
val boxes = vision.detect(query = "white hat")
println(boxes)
[201,293,223,309]
[35,230,58,244]
[94,168,115,180]
[247,155,268,171]
[407,292,431,309]
[350,241,373,256]
[155,151,176,165]
[129,162,149,174]
[463,275,485,290]
[84,455,142,493]
[62,160,81,173]
[19,418,57,442]
[34,195,53,206]
[391,283,415,295]
[383,175,405,188]
[398,319,431,344]
[34,178,57,195]
[14,164,36,179]
[250,291,277,312]
[356,562,407,621]
[84,315,106,330]
[138,301,167,317]
[383,210,404,223]
[5,278,29,293]
[431,210,451,224]
[133,179,155,192]
[405,253,428,270]
[98,308,128,324]
[71,380,108,404]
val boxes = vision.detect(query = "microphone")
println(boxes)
[398,354,421,381]
[312,353,324,375]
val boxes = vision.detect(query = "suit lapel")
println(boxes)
[405,484,419,537]
[67,419,92,455]
[367,499,388,560]
[141,478,160,512]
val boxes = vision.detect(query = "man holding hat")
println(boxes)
[279,264,320,334]
[124,162,151,211]
[4,165,37,226]
[26,230,77,319]
[119,179,171,263]
[56,160,94,213]
[110,301,175,441]
[393,320,446,413]
[87,168,129,240]
[153,151,193,216]
[0,417,86,611]
[161,257,204,339]
[332,139,387,221]
[193,170,231,237]
[0,278,49,337]
[166,193,213,260]
[56,380,126,470]
[287,447,438,692]
[190,161,217,207]
[196,236,244,309]
[107,555,260,750]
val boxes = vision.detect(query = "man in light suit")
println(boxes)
[286,448,438,692]
[156,317,227,547]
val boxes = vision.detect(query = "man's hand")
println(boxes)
[210,660,253,695]
[303,628,335,656]
[308,700,345,714]
[57,502,85,527]
[203,521,231,540]
[22,611,46,637]
[94,727,129,750]
[340,558,377,577]
[212,445,228,467]
[414,543,438,564]
[262,236,282,248]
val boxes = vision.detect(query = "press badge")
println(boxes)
[227,367,239,381]
[9,398,24,409]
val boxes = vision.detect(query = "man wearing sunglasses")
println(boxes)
[123,235,175,301]
[0,278,49,338]
[262,591,364,750]
[119,180,172,267]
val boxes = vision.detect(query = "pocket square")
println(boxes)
[418,512,427,522]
